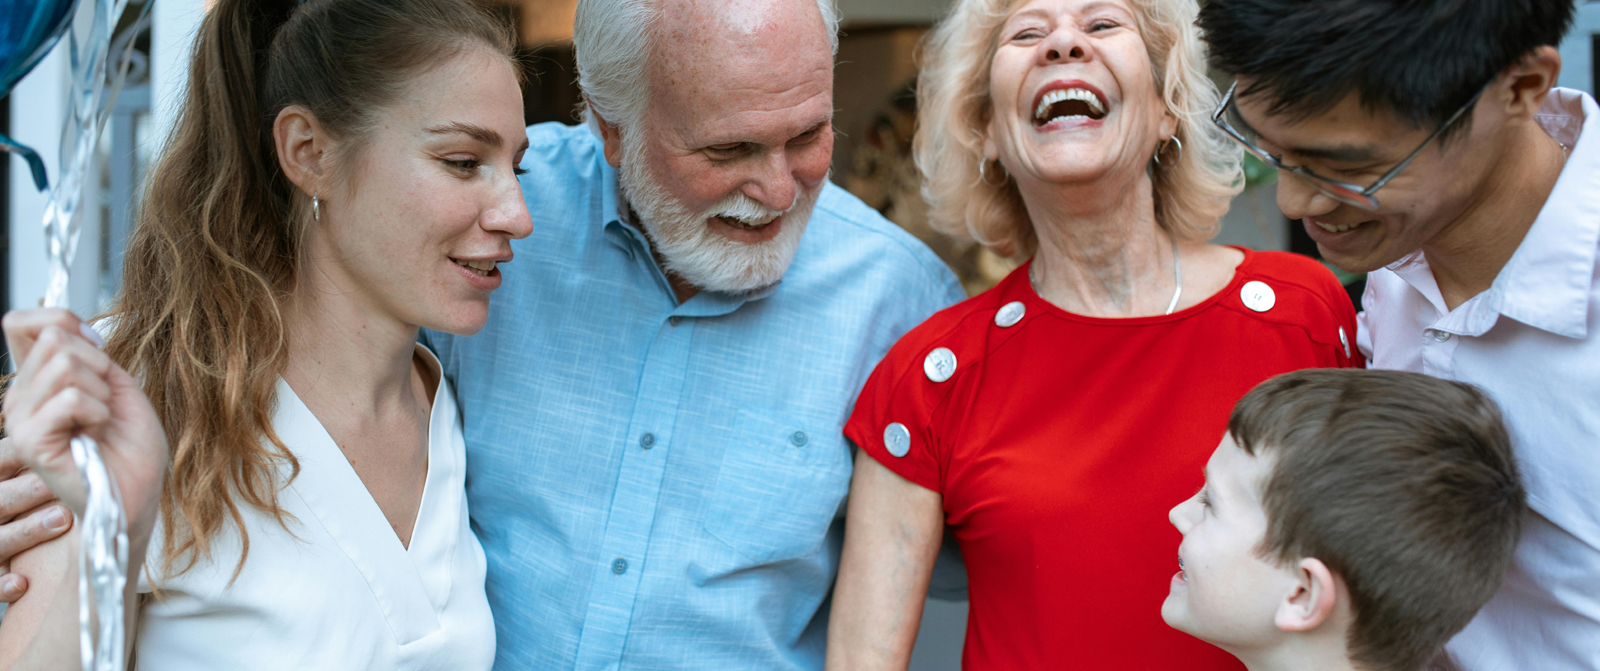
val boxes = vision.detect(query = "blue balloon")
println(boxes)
[0,0,82,191]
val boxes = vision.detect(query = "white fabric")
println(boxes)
[132,346,494,670]
[1358,88,1600,671]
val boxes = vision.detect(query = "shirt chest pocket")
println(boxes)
[702,409,852,566]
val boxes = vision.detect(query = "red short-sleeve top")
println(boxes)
[844,249,1361,670]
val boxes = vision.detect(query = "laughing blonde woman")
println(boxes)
[826,0,1361,668]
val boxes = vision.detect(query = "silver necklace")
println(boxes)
[1030,235,1183,315]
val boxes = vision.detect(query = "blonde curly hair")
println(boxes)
[915,0,1242,258]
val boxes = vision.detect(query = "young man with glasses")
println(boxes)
[1196,1,1595,670]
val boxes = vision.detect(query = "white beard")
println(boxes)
[618,135,818,295]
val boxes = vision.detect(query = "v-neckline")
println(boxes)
[274,344,463,643]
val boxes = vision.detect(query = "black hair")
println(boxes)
[1197,0,1576,133]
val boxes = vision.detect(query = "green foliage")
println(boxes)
[1242,152,1276,188]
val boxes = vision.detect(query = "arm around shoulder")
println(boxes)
[0,513,80,670]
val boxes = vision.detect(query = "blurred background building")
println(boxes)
[5,0,1600,665]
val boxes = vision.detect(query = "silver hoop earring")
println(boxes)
[312,194,321,222]
[1153,136,1184,166]
[978,158,1008,187]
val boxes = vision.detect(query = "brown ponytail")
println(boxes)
[102,0,514,579]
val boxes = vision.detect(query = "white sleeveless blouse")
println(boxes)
[134,346,494,670]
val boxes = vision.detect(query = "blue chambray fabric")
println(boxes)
[422,122,965,671]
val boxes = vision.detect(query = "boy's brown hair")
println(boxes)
[1229,369,1525,671]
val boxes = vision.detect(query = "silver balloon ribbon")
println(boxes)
[39,1,151,669]
[70,436,127,671]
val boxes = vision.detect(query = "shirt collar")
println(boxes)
[1385,88,1600,339]
[1489,88,1600,338]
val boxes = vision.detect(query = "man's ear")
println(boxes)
[589,100,625,168]
[1274,557,1339,632]
[1497,45,1562,122]
[274,105,327,199]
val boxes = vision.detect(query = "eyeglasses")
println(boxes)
[1211,81,1484,211]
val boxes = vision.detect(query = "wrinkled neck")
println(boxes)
[1019,168,1176,317]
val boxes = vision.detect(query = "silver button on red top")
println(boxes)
[1240,281,1276,312]
[924,347,957,383]
[995,301,1026,328]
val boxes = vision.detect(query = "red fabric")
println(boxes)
[845,249,1361,670]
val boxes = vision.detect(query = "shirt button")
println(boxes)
[1432,330,1452,342]
[923,347,957,383]
[884,422,912,457]
[669,316,683,327]
[1240,281,1276,312]
[612,558,628,575]
[790,431,808,447]
[994,301,1026,328]
[640,432,656,449]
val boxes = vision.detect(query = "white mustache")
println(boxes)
[703,192,792,226]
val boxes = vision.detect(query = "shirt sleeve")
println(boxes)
[1329,273,1364,369]
[1263,251,1365,369]
[844,337,952,494]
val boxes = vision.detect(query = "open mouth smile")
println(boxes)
[1312,219,1370,233]
[716,215,778,231]
[1033,81,1109,127]
[451,258,500,277]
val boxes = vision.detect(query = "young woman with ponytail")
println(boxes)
[0,0,531,667]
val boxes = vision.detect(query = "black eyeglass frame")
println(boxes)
[1211,81,1485,211]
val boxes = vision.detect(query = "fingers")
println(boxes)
[11,388,111,491]
[0,436,19,480]
[0,470,54,524]
[5,324,115,424]
[2,309,88,367]
[0,571,27,603]
[0,503,72,603]
[22,343,114,413]
[16,324,113,385]
[0,504,72,563]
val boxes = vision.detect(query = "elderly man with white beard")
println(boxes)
[421,0,965,668]
[0,2,961,667]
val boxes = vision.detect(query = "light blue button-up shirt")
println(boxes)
[423,123,964,671]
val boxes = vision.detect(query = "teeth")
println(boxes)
[454,259,497,276]
[1034,87,1105,121]
[1314,220,1362,233]
[719,215,776,230]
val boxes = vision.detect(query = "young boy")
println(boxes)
[1162,369,1525,671]
[1195,2,1596,667]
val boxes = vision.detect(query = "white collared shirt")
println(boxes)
[132,345,494,670]
[1358,87,1600,671]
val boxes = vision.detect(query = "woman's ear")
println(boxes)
[274,105,326,197]
[1274,557,1340,633]
[981,105,1006,162]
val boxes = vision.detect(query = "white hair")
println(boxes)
[573,0,840,132]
